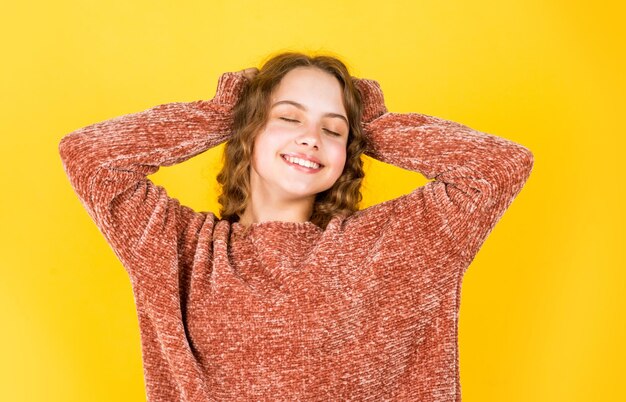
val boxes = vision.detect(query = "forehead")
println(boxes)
[271,67,346,113]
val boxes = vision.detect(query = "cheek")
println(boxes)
[250,134,268,170]
[251,130,281,166]
[257,126,287,148]
[328,143,348,170]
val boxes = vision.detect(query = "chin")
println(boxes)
[280,186,324,200]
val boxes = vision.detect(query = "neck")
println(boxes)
[238,195,315,227]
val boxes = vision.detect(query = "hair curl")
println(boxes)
[216,51,368,230]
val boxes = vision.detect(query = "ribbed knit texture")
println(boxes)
[58,71,534,401]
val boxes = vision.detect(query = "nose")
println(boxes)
[295,124,321,149]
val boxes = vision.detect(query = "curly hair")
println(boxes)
[216,51,368,230]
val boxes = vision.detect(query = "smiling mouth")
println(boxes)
[281,154,324,170]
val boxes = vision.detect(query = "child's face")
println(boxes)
[249,66,349,204]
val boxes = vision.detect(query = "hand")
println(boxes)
[239,67,259,81]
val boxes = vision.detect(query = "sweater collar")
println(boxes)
[231,220,323,236]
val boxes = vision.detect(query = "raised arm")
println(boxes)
[354,78,534,266]
[58,71,249,277]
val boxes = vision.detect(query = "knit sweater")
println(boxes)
[58,71,534,401]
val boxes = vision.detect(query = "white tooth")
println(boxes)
[285,155,319,169]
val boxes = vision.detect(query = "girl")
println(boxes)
[59,51,534,401]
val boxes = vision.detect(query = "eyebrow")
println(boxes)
[271,100,349,126]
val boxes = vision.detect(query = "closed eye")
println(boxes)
[280,117,341,137]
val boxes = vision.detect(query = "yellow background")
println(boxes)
[1,1,624,401]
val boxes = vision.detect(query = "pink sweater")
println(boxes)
[58,71,534,401]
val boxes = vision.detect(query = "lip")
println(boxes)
[280,153,324,167]
[280,154,324,173]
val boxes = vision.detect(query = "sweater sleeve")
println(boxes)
[58,71,248,278]
[353,78,534,266]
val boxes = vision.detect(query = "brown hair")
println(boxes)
[216,51,368,230]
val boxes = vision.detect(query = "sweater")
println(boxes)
[58,70,534,401]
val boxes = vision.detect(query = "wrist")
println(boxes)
[353,78,388,124]
[214,71,249,107]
